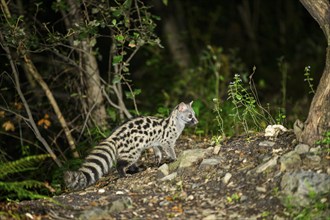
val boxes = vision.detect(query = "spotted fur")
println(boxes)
[64,102,198,190]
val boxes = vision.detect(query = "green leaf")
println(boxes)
[112,19,117,26]
[162,0,168,6]
[112,74,121,84]
[125,89,141,99]
[115,35,125,42]
[113,55,123,65]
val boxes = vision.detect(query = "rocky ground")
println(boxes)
[1,128,330,220]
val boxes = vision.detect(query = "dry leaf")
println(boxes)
[171,204,183,213]
[2,121,15,132]
[37,114,51,129]
[0,111,5,118]
[14,102,23,110]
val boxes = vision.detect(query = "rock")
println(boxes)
[279,151,301,172]
[259,141,276,147]
[240,195,247,202]
[79,196,133,219]
[157,163,169,178]
[264,125,288,138]
[213,144,221,155]
[256,186,267,193]
[294,144,310,154]
[202,214,217,220]
[160,172,177,182]
[280,171,330,207]
[254,156,278,173]
[169,148,213,172]
[222,173,232,185]
[303,154,321,167]
[310,146,321,153]
[293,119,304,142]
[199,158,221,171]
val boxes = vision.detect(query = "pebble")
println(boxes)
[157,163,169,178]
[222,173,232,185]
[199,158,221,170]
[202,214,217,220]
[256,186,267,193]
[160,172,177,181]
[255,156,278,174]
[98,189,105,194]
[213,144,221,155]
[259,141,275,147]
[187,195,194,201]
[240,195,247,202]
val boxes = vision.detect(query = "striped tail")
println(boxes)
[64,141,117,190]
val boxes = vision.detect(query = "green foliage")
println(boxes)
[227,72,272,134]
[283,194,329,220]
[0,154,50,179]
[0,154,51,201]
[316,130,330,146]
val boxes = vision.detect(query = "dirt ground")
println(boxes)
[1,131,329,219]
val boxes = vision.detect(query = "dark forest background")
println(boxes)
[0,0,327,199]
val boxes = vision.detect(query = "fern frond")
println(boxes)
[0,154,50,179]
[0,181,48,200]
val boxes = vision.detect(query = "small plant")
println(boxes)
[226,192,241,203]
[0,154,52,201]
[227,73,270,133]
[316,130,330,146]
[275,108,287,125]
[304,66,315,94]
[212,98,225,139]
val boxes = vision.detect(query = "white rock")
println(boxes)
[259,140,275,147]
[264,124,288,137]
[256,186,267,193]
[222,173,232,185]
[202,214,217,220]
[25,213,34,219]
[157,163,169,178]
[213,144,221,155]
[160,172,177,181]
[98,188,106,194]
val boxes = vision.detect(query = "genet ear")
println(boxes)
[177,102,187,112]
[189,101,194,106]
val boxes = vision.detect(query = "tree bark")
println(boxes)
[66,0,108,129]
[299,0,330,145]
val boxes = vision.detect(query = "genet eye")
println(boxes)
[188,113,193,119]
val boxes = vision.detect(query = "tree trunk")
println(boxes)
[66,0,108,129]
[299,0,330,145]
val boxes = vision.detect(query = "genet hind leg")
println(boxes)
[116,160,130,177]
[153,146,163,165]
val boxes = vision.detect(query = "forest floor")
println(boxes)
[1,131,329,219]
